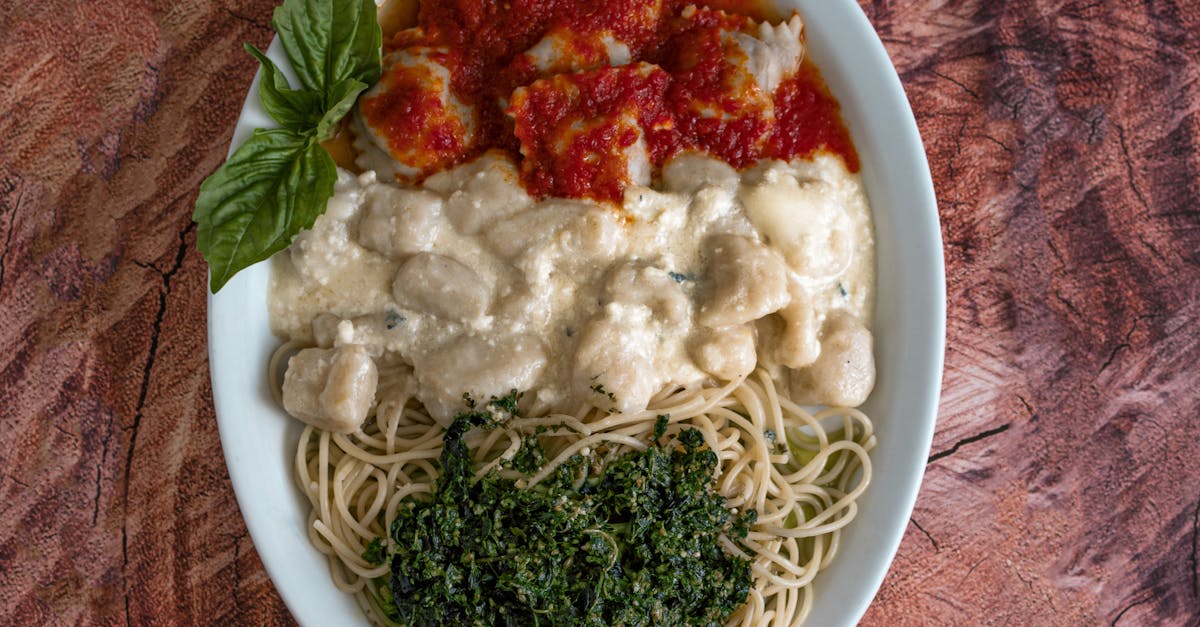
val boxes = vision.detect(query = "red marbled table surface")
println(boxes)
[2,1,1198,625]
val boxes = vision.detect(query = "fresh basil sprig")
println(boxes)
[194,0,382,292]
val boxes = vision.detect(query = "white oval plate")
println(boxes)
[208,1,944,624]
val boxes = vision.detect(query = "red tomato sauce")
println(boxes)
[768,59,861,172]
[510,65,678,201]
[660,7,770,168]
[365,0,858,202]
[359,53,472,173]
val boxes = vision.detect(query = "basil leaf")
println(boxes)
[194,129,336,292]
[195,0,381,292]
[317,77,368,141]
[272,0,382,105]
[244,43,325,130]
[326,0,382,88]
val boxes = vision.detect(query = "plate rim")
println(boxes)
[208,1,944,624]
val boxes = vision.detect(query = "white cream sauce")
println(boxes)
[270,150,875,429]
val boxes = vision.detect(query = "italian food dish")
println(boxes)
[254,0,876,625]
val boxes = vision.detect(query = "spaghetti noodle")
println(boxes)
[287,358,874,626]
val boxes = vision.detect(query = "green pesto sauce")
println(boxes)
[375,395,756,626]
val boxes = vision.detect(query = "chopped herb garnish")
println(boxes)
[507,434,548,474]
[384,310,405,329]
[488,389,522,415]
[653,414,670,442]
[668,271,690,284]
[362,537,386,566]
[374,578,402,622]
[383,403,755,626]
[590,382,617,402]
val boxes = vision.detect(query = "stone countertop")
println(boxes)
[1,1,1197,624]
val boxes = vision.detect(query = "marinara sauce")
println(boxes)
[361,0,859,203]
